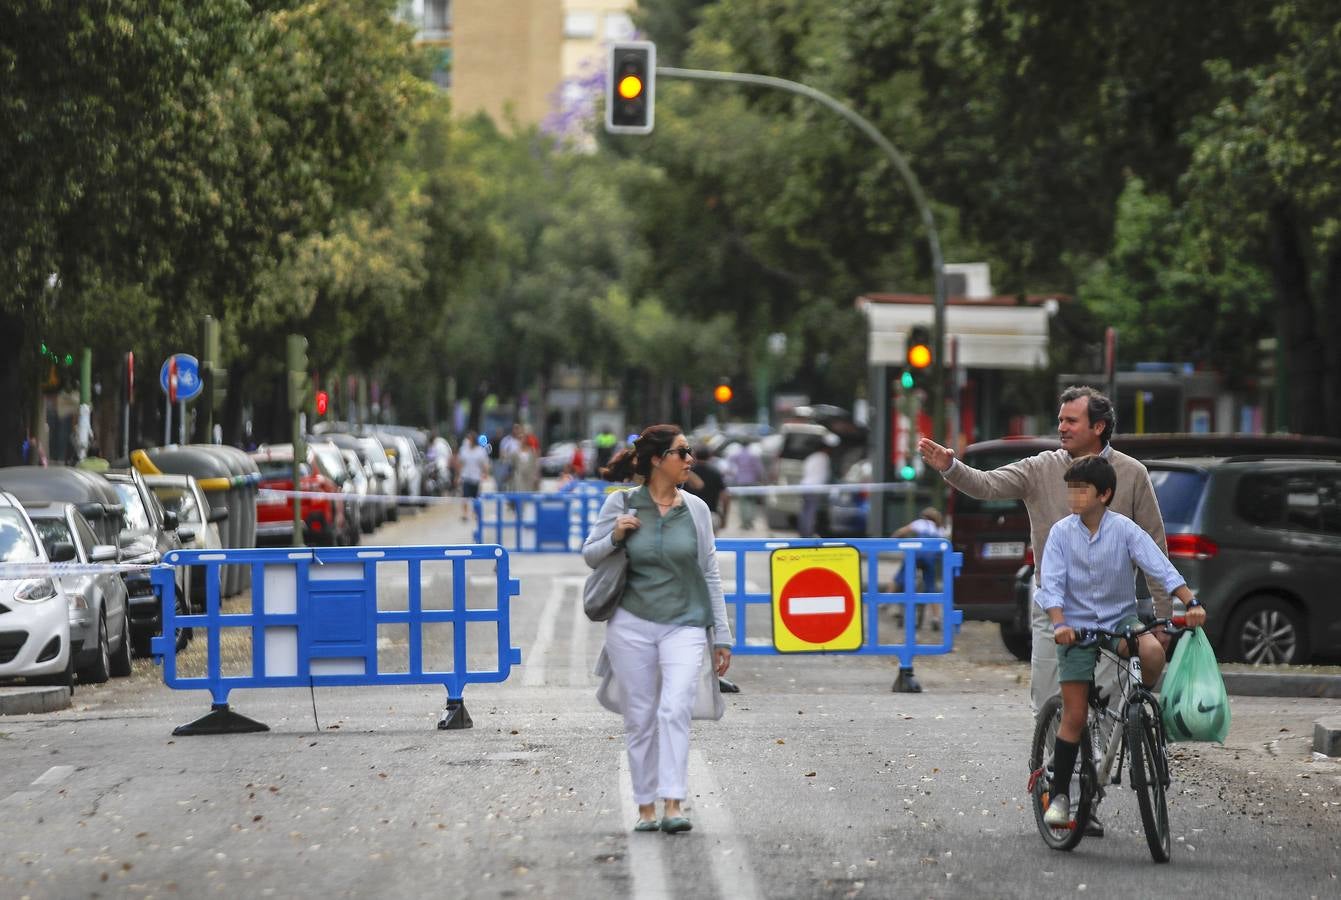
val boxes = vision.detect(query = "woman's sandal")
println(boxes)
[633,819,661,832]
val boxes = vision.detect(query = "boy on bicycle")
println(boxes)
[1037,455,1207,826]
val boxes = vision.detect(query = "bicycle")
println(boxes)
[1027,617,1183,862]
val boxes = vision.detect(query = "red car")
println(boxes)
[250,444,350,546]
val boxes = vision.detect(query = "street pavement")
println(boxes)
[2,498,1339,899]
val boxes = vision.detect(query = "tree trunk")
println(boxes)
[1267,202,1327,434]
[1320,246,1341,437]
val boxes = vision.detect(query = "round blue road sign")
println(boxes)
[159,354,203,401]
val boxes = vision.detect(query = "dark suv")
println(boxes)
[1146,456,1341,664]
[951,433,1341,660]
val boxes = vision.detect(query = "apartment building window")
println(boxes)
[604,12,635,41]
[564,11,598,39]
[423,0,451,34]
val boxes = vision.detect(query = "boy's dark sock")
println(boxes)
[1051,737,1080,799]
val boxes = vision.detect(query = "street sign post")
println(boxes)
[160,353,202,446]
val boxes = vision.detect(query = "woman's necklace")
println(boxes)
[650,490,677,513]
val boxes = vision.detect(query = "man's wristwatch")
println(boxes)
[1186,599,1202,609]
[1051,621,1066,631]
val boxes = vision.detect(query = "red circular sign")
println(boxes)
[779,567,855,644]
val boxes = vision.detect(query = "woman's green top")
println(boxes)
[618,486,712,627]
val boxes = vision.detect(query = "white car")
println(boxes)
[24,501,133,683]
[0,491,73,685]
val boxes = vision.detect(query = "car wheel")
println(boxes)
[1224,594,1308,665]
[1000,621,1032,662]
[174,587,193,654]
[79,610,112,684]
[109,611,133,677]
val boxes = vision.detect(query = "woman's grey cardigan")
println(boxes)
[582,486,734,647]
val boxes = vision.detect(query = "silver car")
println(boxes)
[146,474,226,599]
[25,502,132,683]
[0,493,73,685]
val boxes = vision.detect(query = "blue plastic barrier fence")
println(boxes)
[714,537,963,692]
[150,545,522,734]
[473,491,608,553]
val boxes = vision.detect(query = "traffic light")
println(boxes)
[899,463,917,481]
[286,334,309,411]
[906,325,932,371]
[606,41,656,135]
[899,370,914,390]
[713,378,733,405]
[315,390,329,417]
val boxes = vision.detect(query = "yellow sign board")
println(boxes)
[771,545,863,652]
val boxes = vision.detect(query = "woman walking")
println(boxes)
[583,424,733,834]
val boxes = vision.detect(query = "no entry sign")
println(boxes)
[771,545,863,652]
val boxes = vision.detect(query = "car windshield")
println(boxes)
[257,462,307,480]
[1149,469,1208,530]
[153,485,203,524]
[310,446,345,481]
[0,509,40,562]
[112,482,151,531]
[32,517,74,558]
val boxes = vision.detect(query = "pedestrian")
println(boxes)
[498,423,524,491]
[1036,454,1207,826]
[726,442,765,530]
[684,444,730,531]
[892,506,948,630]
[454,430,490,522]
[798,433,838,537]
[594,427,618,470]
[918,384,1169,840]
[583,424,733,835]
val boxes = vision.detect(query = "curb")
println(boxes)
[0,686,73,716]
[1222,672,1341,699]
[1313,719,1341,757]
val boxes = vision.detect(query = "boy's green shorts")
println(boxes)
[1057,614,1145,683]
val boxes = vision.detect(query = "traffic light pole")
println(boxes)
[656,66,949,458]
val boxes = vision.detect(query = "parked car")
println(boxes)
[336,447,377,534]
[376,431,423,507]
[0,465,125,547]
[24,501,132,683]
[953,433,1341,660]
[1143,456,1341,664]
[324,433,399,524]
[250,443,350,546]
[0,491,74,686]
[146,474,227,597]
[309,438,363,546]
[104,469,190,657]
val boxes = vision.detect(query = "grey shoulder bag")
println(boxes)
[583,491,630,622]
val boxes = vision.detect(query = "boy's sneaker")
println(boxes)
[1043,794,1071,827]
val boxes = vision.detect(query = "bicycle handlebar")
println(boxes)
[1072,616,1187,648]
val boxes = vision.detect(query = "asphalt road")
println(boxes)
[2,499,1339,899]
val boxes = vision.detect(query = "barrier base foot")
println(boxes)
[718,678,741,694]
[173,704,269,736]
[892,667,923,694]
[438,699,473,730]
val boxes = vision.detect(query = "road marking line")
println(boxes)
[568,586,591,687]
[787,595,845,615]
[522,576,582,687]
[689,748,762,900]
[31,765,75,787]
[620,752,672,900]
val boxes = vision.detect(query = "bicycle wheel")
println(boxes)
[1029,695,1093,851]
[1126,700,1172,863]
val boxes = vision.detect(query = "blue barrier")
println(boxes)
[150,545,522,735]
[473,491,608,553]
[714,537,963,692]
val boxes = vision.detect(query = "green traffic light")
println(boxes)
[63,353,74,366]
[40,342,48,355]
[899,465,916,480]
[900,370,914,390]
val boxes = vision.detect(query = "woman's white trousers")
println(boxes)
[603,607,708,804]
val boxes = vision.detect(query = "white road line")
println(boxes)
[568,588,592,687]
[31,765,75,787]
[620,752,672,900]
[522,577,582,686]
[689,748,762,900]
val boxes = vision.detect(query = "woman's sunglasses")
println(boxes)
[663,447,694,459]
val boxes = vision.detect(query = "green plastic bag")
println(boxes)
[1161,628,1231,743]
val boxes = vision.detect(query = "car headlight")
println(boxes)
[14,578,59,604]
[67,593,88,611]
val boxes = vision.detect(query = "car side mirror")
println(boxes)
[177,527,196,544]
[163,509,179,531]
[208,507,229,524]
[49,541,77,563]
[90,544,119,563]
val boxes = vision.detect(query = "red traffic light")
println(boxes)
[315,390,329,416]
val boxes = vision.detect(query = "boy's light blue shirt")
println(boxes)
[1035,508,1186,631]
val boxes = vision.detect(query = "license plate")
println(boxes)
[981,541,1025,560]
